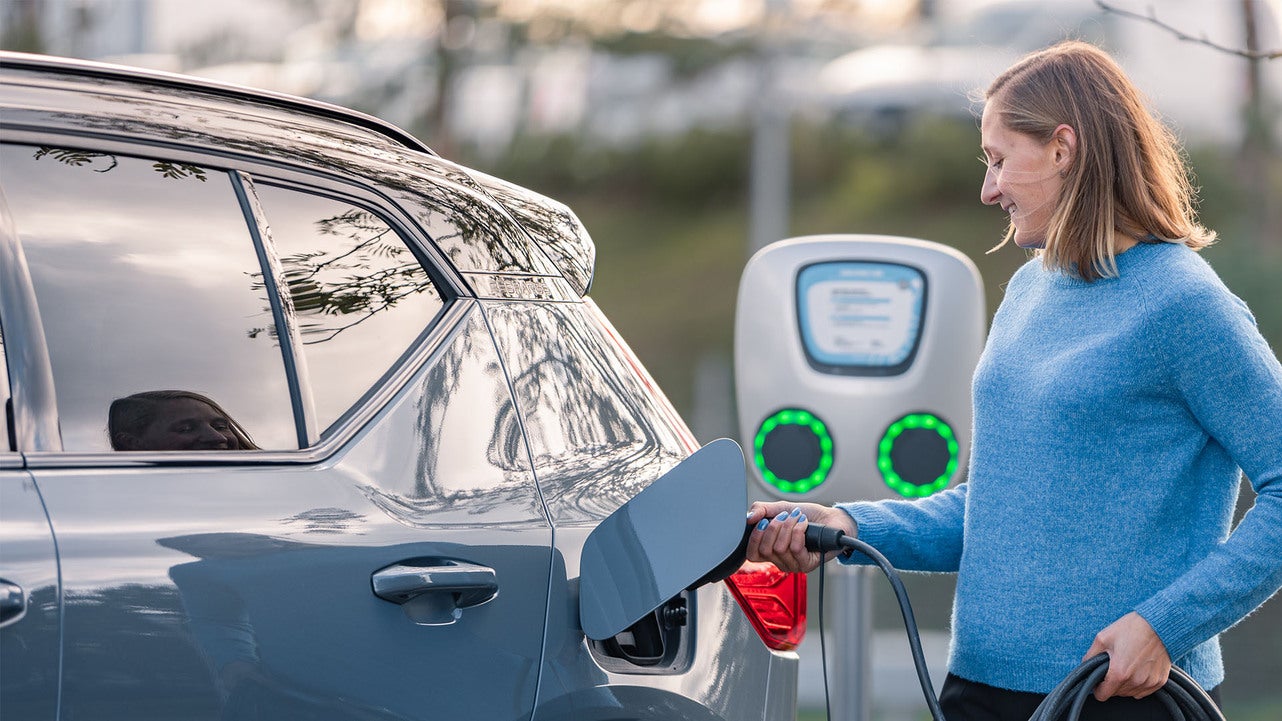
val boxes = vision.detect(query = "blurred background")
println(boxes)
[4,0,1280,718]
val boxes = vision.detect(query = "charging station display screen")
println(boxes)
[796,262,926,376]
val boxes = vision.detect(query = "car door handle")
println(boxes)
[371,560,498,625]
[0,579,26,627]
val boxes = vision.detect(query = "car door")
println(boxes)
[0,229,60,721]
[0,141,551,721]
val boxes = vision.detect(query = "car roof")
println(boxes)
[0,51,595,297]
[0,51,436,157]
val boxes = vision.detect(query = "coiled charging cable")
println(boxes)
[1029,653,1225,721]
[803,523,1226,721]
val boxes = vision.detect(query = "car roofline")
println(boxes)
[0,51,437,157]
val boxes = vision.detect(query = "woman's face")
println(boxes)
[979,104,1066,249]
[131,398,241,451]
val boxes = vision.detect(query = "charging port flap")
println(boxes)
[579,438,748,641]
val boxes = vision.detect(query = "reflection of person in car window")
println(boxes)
[109,390,259,451]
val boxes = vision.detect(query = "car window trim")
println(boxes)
[232,171,316,448]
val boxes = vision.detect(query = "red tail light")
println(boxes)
[725,561,807,651]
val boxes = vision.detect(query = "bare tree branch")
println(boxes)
[1095,0,1282,60]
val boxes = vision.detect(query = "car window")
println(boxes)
[0,144,297,452]
[252,183,448,438]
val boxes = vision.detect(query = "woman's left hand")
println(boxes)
[1084,612,1171,701]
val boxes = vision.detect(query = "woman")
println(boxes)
[109,389,259,451]
[746,41,1282,720]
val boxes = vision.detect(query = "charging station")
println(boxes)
[734,235,985,720]
[735,235,985,505]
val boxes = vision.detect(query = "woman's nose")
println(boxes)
[980,170,1001,206]
[198,423,226,441]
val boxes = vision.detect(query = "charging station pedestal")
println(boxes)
[734,235,985,721]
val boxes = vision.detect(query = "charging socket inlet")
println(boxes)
[589,592,693,673]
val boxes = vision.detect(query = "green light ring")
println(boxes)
[753,408,835,494]
[877,413,958,498]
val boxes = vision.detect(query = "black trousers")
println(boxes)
[938,673,1222,721]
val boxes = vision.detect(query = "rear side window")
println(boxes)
[0,145,296,452]
[252,184,447,437]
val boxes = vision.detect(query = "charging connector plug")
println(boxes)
[804,523,850,555]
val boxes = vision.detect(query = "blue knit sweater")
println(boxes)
[837,241,1282,693]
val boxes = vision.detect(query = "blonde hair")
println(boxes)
[985,40,1215,281]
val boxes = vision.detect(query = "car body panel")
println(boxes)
[486,299,798,720]
[27,304,552,720]
[0,472,60,721]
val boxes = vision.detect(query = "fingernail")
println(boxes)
[789,507,801,518]
[756,519,770,531]
[776,512,788,522]
[746,510,754,519]
[798,514,807,524]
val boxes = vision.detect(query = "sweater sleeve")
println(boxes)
[834,482,967,572]
[1133,282,1282,660]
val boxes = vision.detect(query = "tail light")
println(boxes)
[725,561,807,651]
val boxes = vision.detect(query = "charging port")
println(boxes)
[589,592,692,673]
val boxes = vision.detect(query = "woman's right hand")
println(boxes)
[745,501,857,574]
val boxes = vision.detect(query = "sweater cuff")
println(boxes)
[833,502,878,566]
[1134,592,1200,661]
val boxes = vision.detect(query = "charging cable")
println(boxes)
[1029,653,1225,721]
[805,523,947,721]
[802,523,1226,721]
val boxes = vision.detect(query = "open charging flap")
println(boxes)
[579,438,752,641]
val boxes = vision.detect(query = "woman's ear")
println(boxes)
[1052,123,1077,172]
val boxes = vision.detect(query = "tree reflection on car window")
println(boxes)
[32,146,209,182]
[252,183,446,437]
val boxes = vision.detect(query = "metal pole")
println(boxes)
[828,562,872,721]
[749,0,790,256]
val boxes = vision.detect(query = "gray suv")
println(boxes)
[0,52,801,721]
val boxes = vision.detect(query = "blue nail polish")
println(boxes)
[789,507,801,518]
[746,510,754,519]
[757,519,770,531]
[776,512,788,522]
[799,514,807,524]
